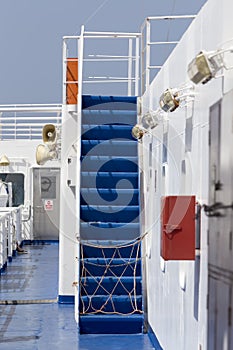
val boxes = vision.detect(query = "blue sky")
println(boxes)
[0,0,206,103]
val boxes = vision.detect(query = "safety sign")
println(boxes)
[44,199,54,211]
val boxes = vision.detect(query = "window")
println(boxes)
[0,173,24,206]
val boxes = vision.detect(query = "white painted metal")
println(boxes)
[0,107,61,140]
[59,25,83,311]
[0,117,61,121]
[140,0,233,349]
[0,206,23,270]
[140,15,197,94]
[0,103,62,107]
[145,19,151,92]
[74,24,84,323]
[62,40,68,105]
[84,31,141,36]
[64,30,141,96]
[0,213,8,270]
[149,41,179,45]
[146,15,196,21]
[82,79,136,83]
[127,38,133,96]
[0,107,61,112]
[135,37,140,96]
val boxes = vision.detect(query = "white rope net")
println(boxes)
[79,239,143,316]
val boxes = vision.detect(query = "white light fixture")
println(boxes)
[0,155,10,166]
[141,109,162,129]
[159,88,180,112]
[188,46,233,84]
[131,124,147,141]
[159,84,195,113]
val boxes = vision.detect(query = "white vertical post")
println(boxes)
[0,220,3,269]
[135,36,140,96]
[77,25,84,108]
[141,30,145,95]
[4,216,9,263]
[2,218,7,268]
[0,112,2,140]
[75,24,85,323]
[62,40,67,105]
[15,208,22,243]
[14,111,16,140]
[127,38,133,96]
[8,214,13,259]
[146,19,151,91]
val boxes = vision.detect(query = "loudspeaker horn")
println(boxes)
[36,144,57,166]
[42,124,56,143]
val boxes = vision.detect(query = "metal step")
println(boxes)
[80,222,140,240]
[80,188,139,206]
[79,314,144,334]
[81,156,138,172]
[82,109,137,125]
[80,295,142,314]
[80,258,141,276]
[82,124,135,140]
[80,241,141,258]
[81,172,138,189]
[81,140,137,156]
[82,95,137,110]
[80,205,139,223]
[80,276,142,295]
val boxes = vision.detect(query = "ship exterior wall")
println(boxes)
[0,140,60,240]
[141,0,233,349]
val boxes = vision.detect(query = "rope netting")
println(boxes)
[79,238,144,316]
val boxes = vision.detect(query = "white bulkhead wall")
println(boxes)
[58,105,79,299]
[0,139,60,239]
[141,0,233,349]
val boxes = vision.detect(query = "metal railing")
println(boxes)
[63,27,141,98]
[0,206,23,271]
[0,104,62,140]
[141,15,196,94]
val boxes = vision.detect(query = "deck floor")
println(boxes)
[0,243,155,349]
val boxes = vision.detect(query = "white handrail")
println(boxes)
[0,117,61,121]
[63,29,141,96]
[135,36,140,96]
[84,31,141,36]
[141,15,196,94]
[0,107,62,112]
[0,103,62,108]
[75,24,85,324]
[0,103,62,139]
[146,15,196,20]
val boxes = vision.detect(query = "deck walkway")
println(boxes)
[0,243,156,349]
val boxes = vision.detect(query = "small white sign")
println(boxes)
[44,199,53,211]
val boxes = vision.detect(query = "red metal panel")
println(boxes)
[161,195,196,260]
[66,58,78,104]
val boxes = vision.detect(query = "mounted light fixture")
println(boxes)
[159,84,195,113]
[141,109,162,129]
[0,155,10,166]
[159,88,180,112]
[131,124,147,141]
[188,46,233,84]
